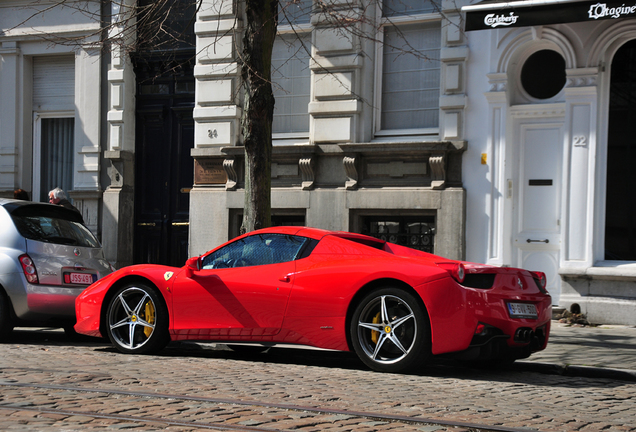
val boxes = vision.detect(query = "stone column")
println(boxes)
[102,0,137,268]
[0,42,21,196]
[561,67,599,269]
[484,73,510,267]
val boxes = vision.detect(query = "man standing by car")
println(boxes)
[48,187,83,222]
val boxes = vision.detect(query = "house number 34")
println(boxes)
[573,135,587,147]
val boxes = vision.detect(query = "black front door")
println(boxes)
[133,59,195,266]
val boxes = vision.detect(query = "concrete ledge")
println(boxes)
[560,261,636,280]
[558,294,636,326]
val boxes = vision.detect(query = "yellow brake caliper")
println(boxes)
[371,312,381,344]
[143,301,155,338]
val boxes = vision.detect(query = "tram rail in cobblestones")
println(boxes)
[0,381,534,432]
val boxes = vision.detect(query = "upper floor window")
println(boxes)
[272,32,311,138]
[383,0,439,16]
[279,0,312,25]
[272,0,313,143]
[376,0,441,139]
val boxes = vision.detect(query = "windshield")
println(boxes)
[11,214,100,248]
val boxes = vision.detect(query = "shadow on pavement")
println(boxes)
[4,328,633,386]
[1,327,109,346]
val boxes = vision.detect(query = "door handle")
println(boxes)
[526,238,549,244]
[137,222,156,227]
[172,222,190,226]
[279,274,292,283]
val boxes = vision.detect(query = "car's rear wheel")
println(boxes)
[350,288,431,373]
[106,283,169,354]
[0,291,13,340]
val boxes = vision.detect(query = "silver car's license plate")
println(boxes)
[68,272,94,285]
[507,302,538,318]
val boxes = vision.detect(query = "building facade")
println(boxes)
[462,0,636,325]
[0,0,103,235]
[189,0,468,262]
[2,0,636,325]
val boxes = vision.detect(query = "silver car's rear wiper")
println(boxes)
[46,236,78,246]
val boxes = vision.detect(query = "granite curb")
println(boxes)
[514,361,636,382]
[515,321,636,381]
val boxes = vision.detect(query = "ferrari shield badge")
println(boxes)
[164,271,174,281]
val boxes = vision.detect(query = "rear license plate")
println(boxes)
[507,302,538,319]
[69,273,94,285]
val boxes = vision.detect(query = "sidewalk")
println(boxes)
[517,321,636,381]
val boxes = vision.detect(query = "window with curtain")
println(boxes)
[378,0,441,135]
[272,32,311,135]
[32,55,75,202]
[39,118,74,202]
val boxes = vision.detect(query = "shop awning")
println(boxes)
[463,0,636,31]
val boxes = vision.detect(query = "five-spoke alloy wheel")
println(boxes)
[106,283,169,354]
[350,288,431,372]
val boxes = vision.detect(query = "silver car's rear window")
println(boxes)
[10,209,100,248]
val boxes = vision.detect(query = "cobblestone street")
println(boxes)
[0,323,635,431]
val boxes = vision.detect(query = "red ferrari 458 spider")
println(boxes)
[75,227,552,372]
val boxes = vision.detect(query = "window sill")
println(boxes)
[373,127,439,140]
[560,261,636,280]
[272,133,310,146]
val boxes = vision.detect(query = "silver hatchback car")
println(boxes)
[0,198,113,337]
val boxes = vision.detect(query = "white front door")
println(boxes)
[512,121,563,303]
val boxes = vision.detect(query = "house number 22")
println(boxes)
[573,135,587,147]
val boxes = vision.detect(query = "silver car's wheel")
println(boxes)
[350,288,431,372]
[106,284,169,354]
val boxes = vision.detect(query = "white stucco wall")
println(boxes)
[460,17,636,324]
[0,1,103,232]
[463,29,493,265]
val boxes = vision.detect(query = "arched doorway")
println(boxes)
[509,48,567,304]
[605,39,636,260]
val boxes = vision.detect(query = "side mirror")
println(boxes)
[184,256,200,278]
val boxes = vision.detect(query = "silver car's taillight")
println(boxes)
[19,254,39,284]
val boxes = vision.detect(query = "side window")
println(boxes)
[202,234,309,269]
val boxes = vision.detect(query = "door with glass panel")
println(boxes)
[32,55,76,204]
[33,115,75,203]
[133,58,194,267]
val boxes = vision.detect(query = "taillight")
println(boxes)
[19,254,39,284]
[437,262,466,284]
[531,271,548,293]
[537,272,547,288]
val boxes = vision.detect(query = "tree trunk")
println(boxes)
[240,0,278,234]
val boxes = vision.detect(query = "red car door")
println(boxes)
[170,234,303,339]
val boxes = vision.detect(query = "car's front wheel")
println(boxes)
[106,283,169,354]
[350,288,431,373]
